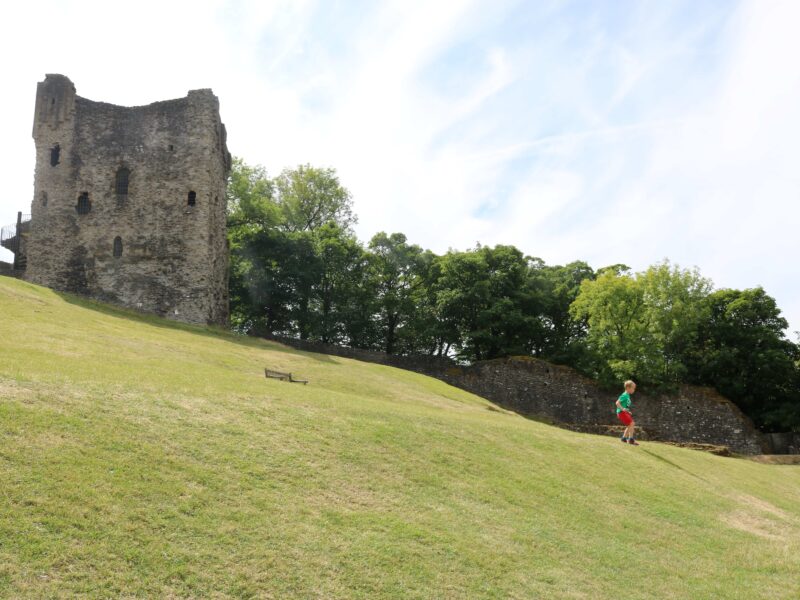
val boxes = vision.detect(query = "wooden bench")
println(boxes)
[265,368,308,385]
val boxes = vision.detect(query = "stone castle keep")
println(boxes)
[9,74,231,325]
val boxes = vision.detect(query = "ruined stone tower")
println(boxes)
[25,74,231,325]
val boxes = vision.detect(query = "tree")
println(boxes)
[638,262,712,383]
[684,287,800,430]
[226,157,279,229]
[226,158,286,332]
[569,269,647,385]
[436,245,535,362]
[401,250,453,356]
[307,223,370,344]
[527,260,595,364]
[227,160,361,339]
[367,232,426,354]
[570,261,711,387]
[274,165,356,233]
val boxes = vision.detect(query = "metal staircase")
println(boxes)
[0,212,30,272]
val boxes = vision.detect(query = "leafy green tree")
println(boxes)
[638,262,713,383]
[226,157,279,229]
[225,157,800,431]
[367,232,427,354]
[226,158,286,332]
[569,269,646,384]
[402,250,454,356]
[307,223,370,344]
[274,165,356,233]
[227,159,361,339]
[436,245,535,362]
[570,261,711,387]
[527,260,595,364]
[684,287,800,430]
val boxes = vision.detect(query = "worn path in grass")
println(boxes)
[1,276,799,599]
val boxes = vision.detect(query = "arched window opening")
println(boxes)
[187,191,197,206]
[41,191,48,207]
[50,144,60,166]
[76,192,91,215]
[113,236,123,258]
[115,167,130,197]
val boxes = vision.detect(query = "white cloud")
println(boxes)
[0,0,797,333]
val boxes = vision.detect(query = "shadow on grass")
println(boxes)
[54,290,337,364]
[641,448,708,483]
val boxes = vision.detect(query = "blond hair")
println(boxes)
[624,380,636,390]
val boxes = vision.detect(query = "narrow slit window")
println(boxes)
[41,191,48,207]
[50,144,60,166]
[113,236,123,258]
[187,191,197,206]
[76,192,91,215]
[115,167,130,196]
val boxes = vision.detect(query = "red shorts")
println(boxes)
[617,411,633,426]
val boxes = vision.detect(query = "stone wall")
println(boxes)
[765,432,800,454]
[434,358,767,455]
[24,74,230,325]
[263,335,769,455]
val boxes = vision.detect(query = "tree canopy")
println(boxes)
[227,158,800,432]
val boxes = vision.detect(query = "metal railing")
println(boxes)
[1,213,31,267]
[0,224,17,246]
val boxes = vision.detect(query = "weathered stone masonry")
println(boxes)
[24,74,231,325]
[263,335,769,455]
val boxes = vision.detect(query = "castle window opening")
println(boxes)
[188,191,197,206]
[113,236,123,258]
[115,167,130,196]
[41,191,48,207]
[76,192,91,215]
[50,144,60,166]
[169,144,174,151]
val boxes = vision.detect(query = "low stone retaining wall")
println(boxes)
[765,432,800,454]
[261,335,770,455]
[434,357,767,455]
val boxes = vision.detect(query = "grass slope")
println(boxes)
[1,276,799,599]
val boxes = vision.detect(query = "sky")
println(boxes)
[1,0,798,334]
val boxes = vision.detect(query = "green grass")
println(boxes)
[1,276,799,599]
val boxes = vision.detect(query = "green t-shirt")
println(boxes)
[617,392,632,414]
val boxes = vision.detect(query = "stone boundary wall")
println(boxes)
[261,335,456,375]
[765,432,800,455]
[0,263,23,278]
[434,358,767,455]
[262,335,769,455]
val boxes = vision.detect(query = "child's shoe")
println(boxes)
[627,438,640,446]
[620,436,628,443]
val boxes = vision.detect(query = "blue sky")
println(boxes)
[1,0,798,334]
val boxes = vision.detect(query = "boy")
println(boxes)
[616,380,639,445]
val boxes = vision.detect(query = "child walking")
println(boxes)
[616,380,639,445]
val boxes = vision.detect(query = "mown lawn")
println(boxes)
[1,276,799,599]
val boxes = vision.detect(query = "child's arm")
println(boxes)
[615,399,626,412]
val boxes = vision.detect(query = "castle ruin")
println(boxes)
[3,74,231,325]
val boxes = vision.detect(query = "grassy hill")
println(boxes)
[1,276,799,599]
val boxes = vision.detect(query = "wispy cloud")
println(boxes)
[0,0,797,332]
